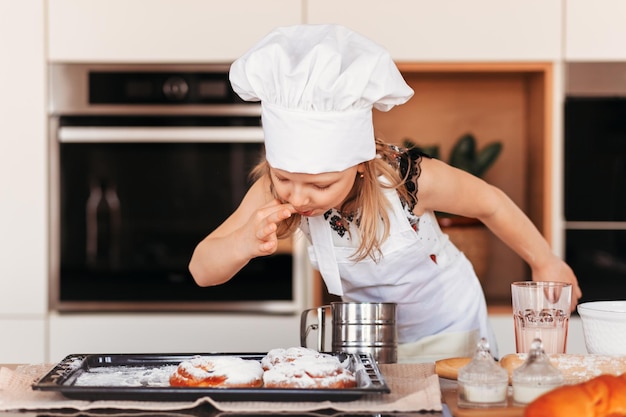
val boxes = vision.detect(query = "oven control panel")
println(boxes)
[89,70,242,104]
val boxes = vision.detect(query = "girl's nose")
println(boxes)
[288,185,309,207]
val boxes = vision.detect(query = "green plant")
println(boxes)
[403,132,502,178]
[403,132,503,220]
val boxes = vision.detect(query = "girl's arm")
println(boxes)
[414,157,582,310]
[188,176,295,287]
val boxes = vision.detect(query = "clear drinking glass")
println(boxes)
[511,281,572,354]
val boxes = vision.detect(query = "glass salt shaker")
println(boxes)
[512,338,564,405]
[457,338,508,408]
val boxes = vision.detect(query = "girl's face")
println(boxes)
[269,165,361,217]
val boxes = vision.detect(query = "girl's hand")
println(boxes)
[189,178,295,287]
[531,254,583,312]
[238,199,295,258]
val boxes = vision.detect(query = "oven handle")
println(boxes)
[58,126,265,143]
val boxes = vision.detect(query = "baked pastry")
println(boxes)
[524,373,626,417]
[434,357,471,380]
[262,356,357,389]
[169,355,264,387]
[261,347,357,389]
[169,348,357,389]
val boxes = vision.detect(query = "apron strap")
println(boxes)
[308,215,343,296]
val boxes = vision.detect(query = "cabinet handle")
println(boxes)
[58,126,264,143]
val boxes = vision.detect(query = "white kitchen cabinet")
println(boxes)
[0,319,47,363]
[565,0,626,61]
[48,0,569,64]
[47,0,303,63]
[306,0,562,62]
[48,312,303,363]
[0,2,48,316]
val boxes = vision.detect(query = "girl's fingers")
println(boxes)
[251,201,293,254]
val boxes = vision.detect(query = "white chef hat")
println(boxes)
[229,24,414,174]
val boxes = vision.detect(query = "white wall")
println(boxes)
[0,0,48,364]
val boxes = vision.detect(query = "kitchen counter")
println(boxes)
[0,364,529,417]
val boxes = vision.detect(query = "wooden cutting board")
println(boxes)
[438,353,626,416]
[442,389,525,417]
[438,358,524,416]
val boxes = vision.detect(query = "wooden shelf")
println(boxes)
[371,62,553,301]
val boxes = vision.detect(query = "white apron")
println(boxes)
[304,185,497,362]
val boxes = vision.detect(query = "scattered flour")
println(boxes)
[510,353,626,384]
[73,365,178,387]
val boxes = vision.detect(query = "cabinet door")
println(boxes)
[565,0,626,61]
[47,0,303,63]
[48,313,302,363]
[0,319,46,363]
[0,1,47,315]
[307,0,562,61]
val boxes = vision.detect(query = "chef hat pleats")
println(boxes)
[230,24,414,174]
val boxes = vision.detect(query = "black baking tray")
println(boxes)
[32,352,390,401]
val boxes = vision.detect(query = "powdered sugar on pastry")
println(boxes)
[261,348,356,389]
[169,355,264,387]
[261,347,330,369]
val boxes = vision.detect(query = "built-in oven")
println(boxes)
[48,63,311,313]
[564,62,626,303]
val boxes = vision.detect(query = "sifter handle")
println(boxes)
[299,306,328,351]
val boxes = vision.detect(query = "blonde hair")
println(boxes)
[250,138,411,262]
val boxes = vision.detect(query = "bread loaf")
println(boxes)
[434,357,471,380]
[524,374,626,417]
[500,353,626,385]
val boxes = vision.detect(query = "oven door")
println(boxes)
[49,119,309,313]
[564,63,626,303]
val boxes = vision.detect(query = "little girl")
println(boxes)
[189,24,581,361]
